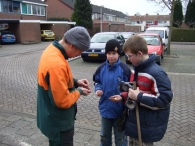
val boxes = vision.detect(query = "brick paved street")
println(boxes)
[0,42,195,145]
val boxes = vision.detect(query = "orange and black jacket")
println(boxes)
[37,40,82,142]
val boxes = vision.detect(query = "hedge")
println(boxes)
[172,28,195,42]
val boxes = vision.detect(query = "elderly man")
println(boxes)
[37,26,91,146]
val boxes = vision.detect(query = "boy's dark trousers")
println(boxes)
[49,126,74,146]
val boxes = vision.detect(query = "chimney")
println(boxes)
[146,13,148,15]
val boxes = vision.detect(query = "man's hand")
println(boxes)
[77,79,90,90]
[128,87,140,100]
[95,90,103,97]
[109,95,122,102]
[80,87,92,96]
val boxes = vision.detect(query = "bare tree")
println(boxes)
[146,0,176,55]
[146,0,189,55]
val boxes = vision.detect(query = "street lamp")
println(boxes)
[100,5,103,32]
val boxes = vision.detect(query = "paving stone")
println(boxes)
[0,43,195,145]
[4,115,22,122]
[74,132,93,144]
[0,120,12,129]
[9,120,31,129]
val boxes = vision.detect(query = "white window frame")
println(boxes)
[21,3,45,16]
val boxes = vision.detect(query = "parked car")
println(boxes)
[81,32,125,62]
[125,33,165,65]
[120,32,135,41]
[145,26,169,50]
[41,30,55,41]
[0,30,16,44]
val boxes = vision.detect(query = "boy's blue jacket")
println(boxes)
[93,59,130,118]
[124,54,173,142]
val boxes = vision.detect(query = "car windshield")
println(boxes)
[141,36,160,45]
[145,30,164,38]
[45,31,53,34]
[1,31,13,35]
[91,34,115,43]
[121,33,133,38]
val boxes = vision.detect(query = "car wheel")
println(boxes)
[162,53,164,59]
[41,37,45,41]
[82,58,87,61]
[157,56,162,65]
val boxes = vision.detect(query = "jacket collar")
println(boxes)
[106,58,121,69]
[52,40,69,60]
[132,54,156,82]
[134,54,156,71]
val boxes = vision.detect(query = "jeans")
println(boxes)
[49,126,74,146]
[100,117,124,146]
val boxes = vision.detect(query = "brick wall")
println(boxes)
[52,24,70,40]
[0,13,46,20]
[45,0,73,21]
[19,23,41,43]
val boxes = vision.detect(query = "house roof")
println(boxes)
[130,14,170,21]
[61,0,128,18]
[61,0,75,8]
[92,5,128,18]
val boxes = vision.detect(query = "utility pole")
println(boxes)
[100,5,103,32]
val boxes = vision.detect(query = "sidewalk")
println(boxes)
[0,109,100,146]
[0,43,195,146]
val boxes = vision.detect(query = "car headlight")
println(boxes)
[101,49,105,53]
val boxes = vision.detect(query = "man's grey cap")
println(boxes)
[64,26,91,51]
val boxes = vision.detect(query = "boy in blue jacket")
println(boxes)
[93,39,131,146]
[110,35,173,146]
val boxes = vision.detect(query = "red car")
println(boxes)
[139,33,165,65]
[125,33,165,65]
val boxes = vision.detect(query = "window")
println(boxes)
[27,4,31,14]
[2,0,20,13]
[2,1,8,12]
[8,1,13,12]
[13,2,20,13]
[21,3,45,16]
[146,21,154,24]
[40,6,45,15]
[0,1,1,12]
[32,4,37,15]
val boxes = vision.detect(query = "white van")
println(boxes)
[145,26,169,50]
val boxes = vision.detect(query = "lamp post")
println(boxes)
[100,5,103,32]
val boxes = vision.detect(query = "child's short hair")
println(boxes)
[123,35,148,55]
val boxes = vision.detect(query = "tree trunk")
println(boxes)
[167,0,175,55]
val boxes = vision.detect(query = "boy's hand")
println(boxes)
[80,87,92,96]
[128,87,140,100]
[95,90,103,97]
[109,95,122,102]
[77,79,91,90]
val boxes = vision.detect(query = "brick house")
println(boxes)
[0,0,74,43]
[44,0,136,34]
[130,13,171,30]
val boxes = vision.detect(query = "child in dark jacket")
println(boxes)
[93,39,131,146]
[110,35,173,146]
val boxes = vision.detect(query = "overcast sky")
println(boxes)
[90,0,170,16]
